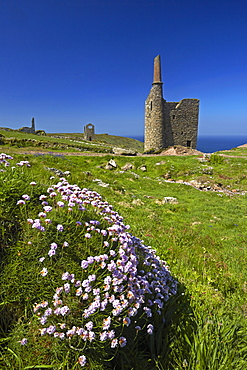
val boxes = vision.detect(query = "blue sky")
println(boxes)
[0,0,247,137]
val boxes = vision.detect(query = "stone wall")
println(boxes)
[164,99,199,148]
[144,84,165,152]
[84,123,95,141]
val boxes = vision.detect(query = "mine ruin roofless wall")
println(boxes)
[144,55,199,152]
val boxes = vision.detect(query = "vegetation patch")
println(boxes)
[1,140,247,369]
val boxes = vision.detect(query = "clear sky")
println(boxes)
[0,0,247,137]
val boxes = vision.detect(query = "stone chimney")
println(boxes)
[153,55,163,84]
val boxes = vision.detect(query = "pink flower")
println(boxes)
[78,355,86,367]
[17,200,25,205]
[40,267,48,276]
[119,336,127,347]
[19,338,27,345]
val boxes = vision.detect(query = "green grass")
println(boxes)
[0,145,247,369]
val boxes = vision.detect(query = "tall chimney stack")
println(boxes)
[153,55,162,84]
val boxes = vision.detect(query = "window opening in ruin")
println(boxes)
[150,101,152,110]
[181,132,183,135]
[187,140,191,147]
[172,115,175,119]
[89,137,92,141]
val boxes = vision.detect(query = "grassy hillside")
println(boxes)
[0,144,247,369]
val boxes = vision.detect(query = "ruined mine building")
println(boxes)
[144,55,199,152]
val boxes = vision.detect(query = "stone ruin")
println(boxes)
[84,123,95,141]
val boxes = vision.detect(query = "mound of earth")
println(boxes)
[160,146,203,156]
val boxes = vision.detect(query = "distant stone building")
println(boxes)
[19,117,36,134]
[144,55,199,152]
[84,123,95,141]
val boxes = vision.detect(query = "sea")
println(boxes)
[128,135,247,153]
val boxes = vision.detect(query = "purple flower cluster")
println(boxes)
[0,153,13,167]
[24,176,177,366]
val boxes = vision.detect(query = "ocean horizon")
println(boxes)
[128,135,247,153]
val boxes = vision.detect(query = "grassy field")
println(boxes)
[0,129,144,154]
[0,133,247,369]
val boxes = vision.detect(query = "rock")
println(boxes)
[97,181,110,187]
[139,165,147,172]
[155,161,165,165]
[113,147,137,156]
[162,197,178,204]
[105,164,114,170]
[202,166,213,175]
[121,163,134,171]
[108,159,117,168]
[132,199,144,206]
[105,159,117,170]
[163,172,171,179]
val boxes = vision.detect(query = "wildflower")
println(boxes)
[76,287,83,296]
[48,249,56,257]
[19,338,27,345]
[44,218,52,224]
[30,181,36,186]
[102,316,111,330]
[78,355,87,367]
[100,331,108,341]
[57,224,64,232]
[62,241,69,247]
[76,221,82,226]
[85,321,93,330]
[22,194,30,201]
[85,233,91,239]
[50,242,58,250]
[111,338,118,348]
[81,260,88,269]
[17,200,25,205]
[60,306,70,316]
[40,267,48,276]
[47,325,56,335]
[27,219,33,224]
[39,195,47,200]
[119,336,127,347]
[123,317,131,326]
[108,330,115,339]
[88,331,95,341]
[87,256,94,264]
[43,206,52,212]
[88,274,96,282]
[40,301,49,308]
[64,283,70,293]
[62,272,70,280]
[147,324,154,334]
[44,308,53,316]
[49,192,57,198]
[38,212,46,218]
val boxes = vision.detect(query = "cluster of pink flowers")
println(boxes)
[0,152,13,167]
[23,176,177,366]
